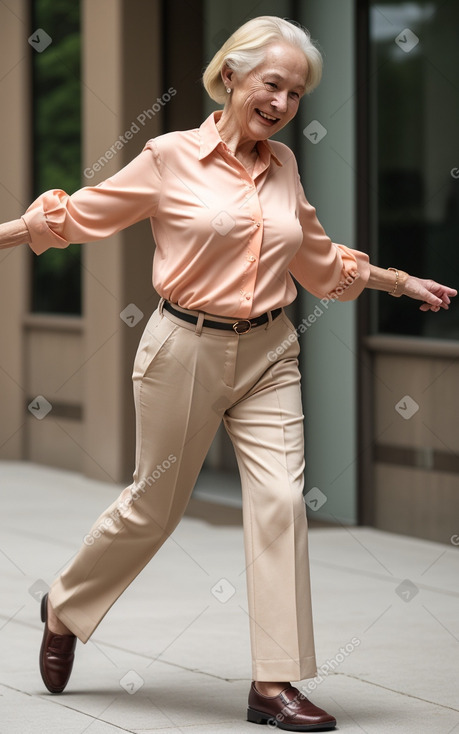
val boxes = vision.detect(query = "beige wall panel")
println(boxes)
[81,0,124,482]
[373,354,459,453]
[0,247,28,459]
[27,330,84,404]
[82,309,125,482]
[0,0,31,459]
[27,417,84,473]
[375,464,459,544]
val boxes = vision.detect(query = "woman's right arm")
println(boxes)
[0,219,30,249]
[0,138,162,256]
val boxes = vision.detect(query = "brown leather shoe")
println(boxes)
[39,593,77,693]
[247,682,336,731]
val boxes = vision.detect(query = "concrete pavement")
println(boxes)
[0,461,458,733]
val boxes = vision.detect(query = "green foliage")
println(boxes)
[31,0,82,314]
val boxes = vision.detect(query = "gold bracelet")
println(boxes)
[388,267,401,297]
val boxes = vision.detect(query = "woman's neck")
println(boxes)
[216,108,258,160]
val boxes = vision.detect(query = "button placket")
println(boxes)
[221,152,262,317]
[241,179,263,313]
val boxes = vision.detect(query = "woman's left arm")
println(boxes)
[367,264,457,312]
[291,169,457,310]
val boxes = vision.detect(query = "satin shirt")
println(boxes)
[22,110,370,318]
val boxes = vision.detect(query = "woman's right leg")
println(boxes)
[47,307,223,643]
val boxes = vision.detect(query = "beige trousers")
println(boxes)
[49,302,317,681]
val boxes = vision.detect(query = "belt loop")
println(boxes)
[265,309,273,330]
[158,297,165,317]
[195,311,204,336]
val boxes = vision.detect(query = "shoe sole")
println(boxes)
[247,707,336,731]
[40,592,48,624]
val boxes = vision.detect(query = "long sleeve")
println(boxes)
[0,219,30,249]
[21,140,162,255]
[289,174,370,301]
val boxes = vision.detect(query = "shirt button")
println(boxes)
[245,293,251,300]
[247,255,256,262]
[255,222,261,227]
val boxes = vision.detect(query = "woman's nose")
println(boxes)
[271,92,288,113]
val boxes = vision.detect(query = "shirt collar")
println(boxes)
[198,110,283,167]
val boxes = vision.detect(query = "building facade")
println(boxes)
[1,0,458,543]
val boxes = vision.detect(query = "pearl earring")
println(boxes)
[226,87,231,94]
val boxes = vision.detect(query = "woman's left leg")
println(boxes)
[223,326,337,729]
[223,329,317,684]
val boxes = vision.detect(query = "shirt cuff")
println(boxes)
[329,245,371,302]
[22,190,70,255]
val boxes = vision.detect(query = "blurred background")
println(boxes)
[1,0,458,543]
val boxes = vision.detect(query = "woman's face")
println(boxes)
[225,42,308,141]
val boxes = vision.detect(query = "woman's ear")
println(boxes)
[221,62,234,88]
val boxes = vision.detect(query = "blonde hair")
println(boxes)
[203,16,323,104]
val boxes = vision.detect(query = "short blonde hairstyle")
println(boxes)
[203,16,323,104]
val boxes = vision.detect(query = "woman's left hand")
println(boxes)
[402,276,457,312]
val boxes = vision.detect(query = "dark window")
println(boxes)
[30,0,82,314]
[369,1,459,339]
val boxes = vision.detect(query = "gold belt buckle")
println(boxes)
[232,319,252,334]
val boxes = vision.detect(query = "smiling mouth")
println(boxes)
[255,108,280,124]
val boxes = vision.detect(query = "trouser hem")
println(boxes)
[49,585,96,643]
[252,655,317,682]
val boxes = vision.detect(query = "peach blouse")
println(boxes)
[22,111,370,318]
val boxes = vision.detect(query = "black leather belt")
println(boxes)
[163,301,282,334]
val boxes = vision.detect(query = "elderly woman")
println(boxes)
[0,15,455,732]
